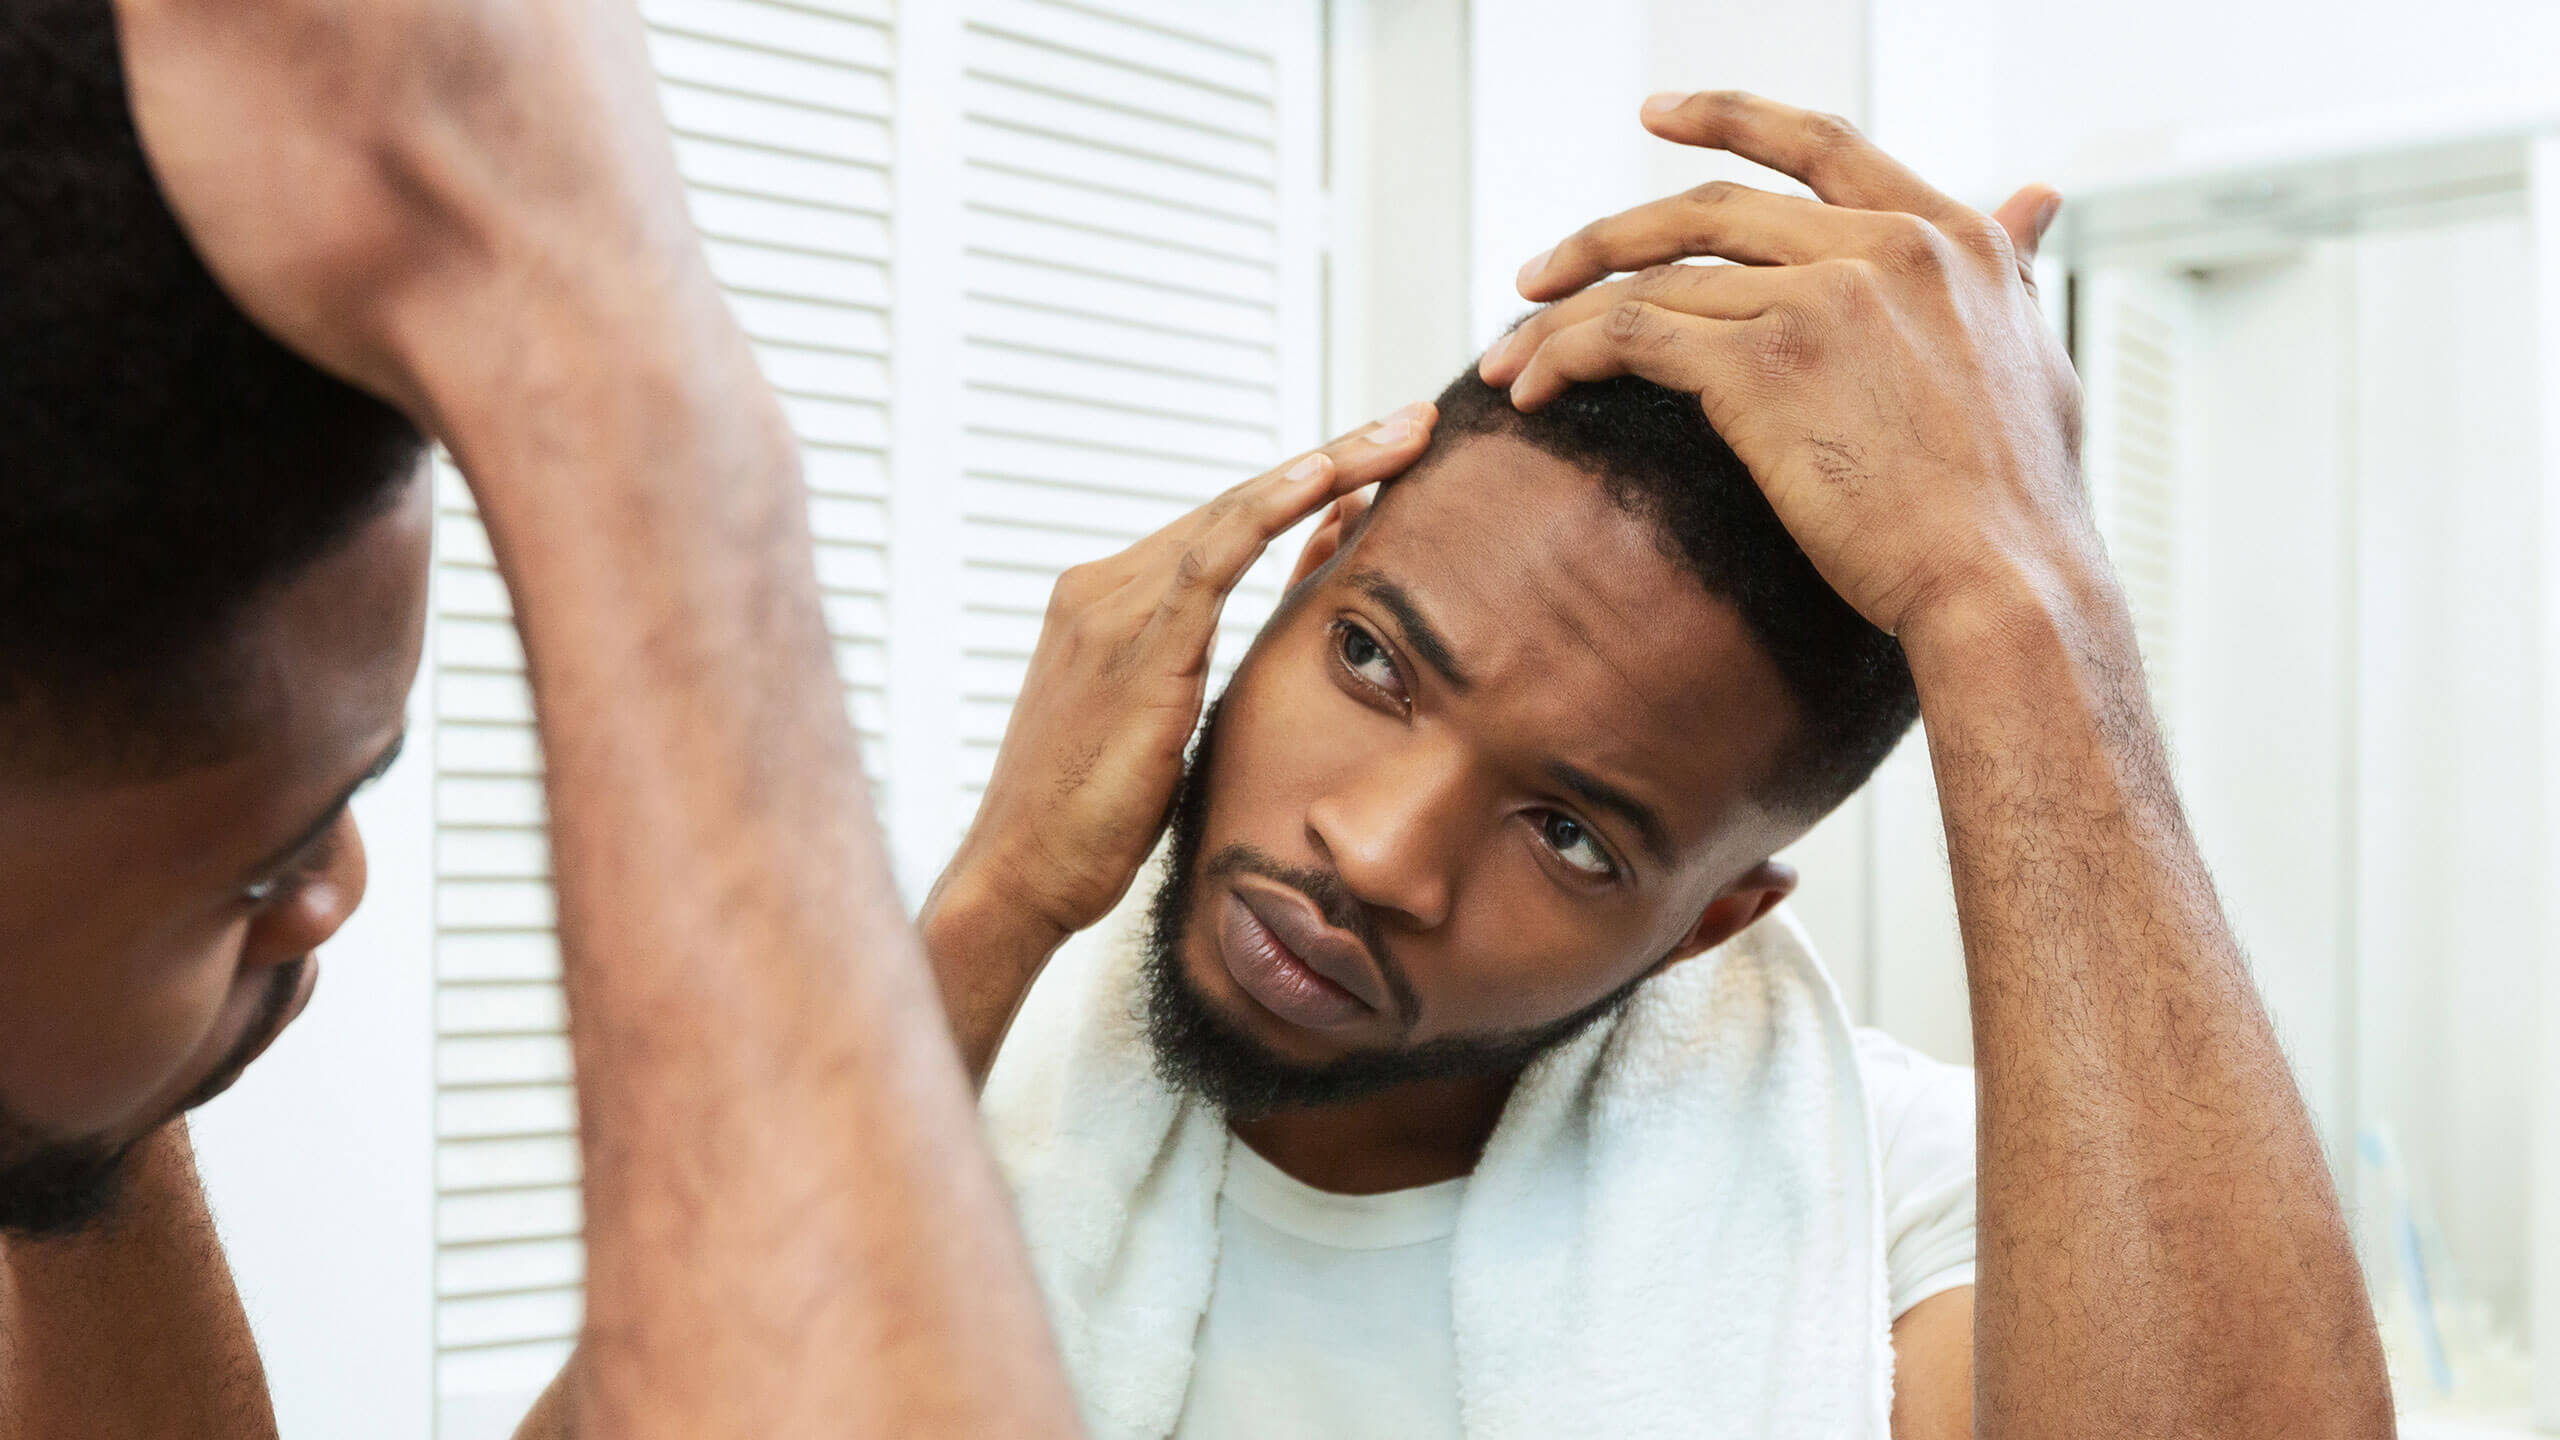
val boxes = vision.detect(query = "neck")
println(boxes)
[1227,1068,1521,1194]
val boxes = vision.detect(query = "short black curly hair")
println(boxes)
[0,0,425,774]
[1418,369,1917,818]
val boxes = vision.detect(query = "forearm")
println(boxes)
[1903,578,2388,1436]
[414,275,1076,1438]
[0,1122,275,1440]
[921,853,1073,1087]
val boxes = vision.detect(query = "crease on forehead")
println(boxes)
[1353,445,1725,734]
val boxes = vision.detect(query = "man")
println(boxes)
[923,95,2395,1437]
[0,2,1078,1435]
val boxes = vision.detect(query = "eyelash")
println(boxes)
[1331,617,1406,707]
[1327,617,1620,885]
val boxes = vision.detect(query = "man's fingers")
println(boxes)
[1636,90,1966,225]
[1503,300,1763,413]
[1117,401,1437,636]
[1990,184,2062,285]
[1514,182,1864,301]
[1486,262,1798,385]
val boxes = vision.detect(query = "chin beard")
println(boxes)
[0,1106,133,1239]
[1139,697,1645,1121]
[0,955,307,1238]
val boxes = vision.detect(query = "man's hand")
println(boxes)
[1487,92,2391,1438]
[112,0,705,422]
[1478,91,2088,651]
[927,406,1438,1083]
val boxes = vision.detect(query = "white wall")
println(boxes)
[1872,0,2560,206]
[189,650,439,1438]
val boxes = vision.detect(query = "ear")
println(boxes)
[1662,859,1797,967]
[1286,488,1374,588]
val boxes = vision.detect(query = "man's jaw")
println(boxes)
[178,952,315,1111]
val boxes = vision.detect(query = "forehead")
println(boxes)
[1332,432,1797,859]
[0,475,428,920]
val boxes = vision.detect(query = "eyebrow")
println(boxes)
[1346,570,1473,692]
[1546,760,1672,868]
[240,730,409,883]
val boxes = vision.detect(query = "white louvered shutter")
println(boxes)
[2078,266,2197,731]
[929,0,1324,840]
[429,2,895,1434]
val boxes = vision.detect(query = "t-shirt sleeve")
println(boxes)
[1852,1027,1978,1320]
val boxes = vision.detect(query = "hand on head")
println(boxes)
[1478,91,2095,652]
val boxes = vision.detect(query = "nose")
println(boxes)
[242,809,370,969]
[1305,739,1465,932]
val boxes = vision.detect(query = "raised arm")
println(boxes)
[1483,91,2391,1438]
[112,2,1076,1434]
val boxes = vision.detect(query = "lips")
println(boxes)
[1217,875,1394,1035]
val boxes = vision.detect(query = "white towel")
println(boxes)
[983,905,1892,1440]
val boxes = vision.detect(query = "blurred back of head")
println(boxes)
[0,0,424,777]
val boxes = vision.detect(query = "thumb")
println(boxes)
[1991,184,2063,277]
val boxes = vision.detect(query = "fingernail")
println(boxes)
[1643,91,1689,115]
[1367,418,1418,446]
[2037,193,2064,231]
[1516,248,1554,291]
[1482,332,1516,371]
[1288,453,1330,482]
[1390,400,1432,424]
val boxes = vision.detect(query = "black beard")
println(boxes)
[0,954,306,1238]
[1140,697,1645,1121]
[0,1106,131,1239]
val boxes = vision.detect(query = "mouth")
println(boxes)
[1216,877,1391,1033]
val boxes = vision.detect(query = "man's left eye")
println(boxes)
[1538,811,1615,878]
[1336,620,1400,692]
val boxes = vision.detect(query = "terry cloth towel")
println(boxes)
[982,905,1892,1440]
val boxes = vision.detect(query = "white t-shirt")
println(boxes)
[1171,1028,1977,1440]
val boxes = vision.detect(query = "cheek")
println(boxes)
[1422,874,1666,1036]
[0,920,250,1139]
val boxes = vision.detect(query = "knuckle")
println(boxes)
[1604,299,1656,348]
[1752,304,1821,372]
[1047,564,1097,616]
[1801,110,1863,153]
[1951,213,2012,263]
[1684,179,1744,211]
[1875,213,1947,273]
[1169,545,1212,593]
[1698,90,1755,126]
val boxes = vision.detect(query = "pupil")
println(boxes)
[1347,629,1376,664]
[1551,816,1580,847]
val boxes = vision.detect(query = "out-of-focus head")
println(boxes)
[1144,369,1918,1116]
[0,0,430,1234]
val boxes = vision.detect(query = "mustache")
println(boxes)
[1200,842,1419,1027]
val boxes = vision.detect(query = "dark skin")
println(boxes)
[927,89,2391,1438]
[0,474,427,1440]
[922,419,1976,1433]
[1193,435,1803,1193]
[7,0,1084,1435]
[0,473,426,1156]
